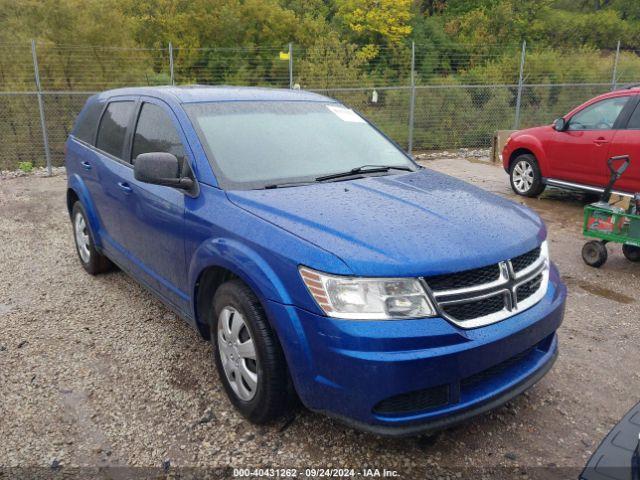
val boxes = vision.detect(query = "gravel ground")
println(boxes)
[1,157,639,479]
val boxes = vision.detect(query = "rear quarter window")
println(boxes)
[95,101,136,159]
[71,97,104,144]
[626,101,640,129]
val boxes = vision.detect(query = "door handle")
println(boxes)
[593,138,609,146]
[80,161,92,170]
[117,182,132,194]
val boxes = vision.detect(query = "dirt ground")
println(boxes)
[1,157,639,479]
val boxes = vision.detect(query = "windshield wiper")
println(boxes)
[263,180,316,189]
[263,165,415,189]
[315,165,414,182]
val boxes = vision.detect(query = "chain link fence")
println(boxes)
[1,40,639,172]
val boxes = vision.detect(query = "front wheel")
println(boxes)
[510,154,545,197]
[622,244,640,262]
[211,279,294,424]
[582,241,608,268]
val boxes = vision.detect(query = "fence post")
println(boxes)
[407,41,416,155]
[169,42,175,86]
[288,42,293,89]
[513,40,526,130]
[31,39,52,176]
[611,40,620,91]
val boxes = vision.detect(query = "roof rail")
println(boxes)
[618,83,640,90]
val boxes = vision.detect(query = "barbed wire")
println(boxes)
[0,41,638,171]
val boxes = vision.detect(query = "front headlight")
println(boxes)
[299,267,437,320]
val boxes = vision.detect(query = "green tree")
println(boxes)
[296,32,367,89]
[612,0,640,20]
[335,0,413,48]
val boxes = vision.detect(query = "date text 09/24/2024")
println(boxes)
[232,468,399,478]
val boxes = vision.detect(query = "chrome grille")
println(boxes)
[441,294,506,321]
[517,273,543,303]
[423,244,549,329]
[424,264,500,291]
[511,246,541,272]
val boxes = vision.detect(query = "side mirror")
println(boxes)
[134,152,194,189]
[553,118,567,131]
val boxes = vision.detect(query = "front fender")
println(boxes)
[188,237,293,312]
[505,136,548,175]
[67,174,103,249]
[188,238,318,394]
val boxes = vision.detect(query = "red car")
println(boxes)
[502,87,640,197]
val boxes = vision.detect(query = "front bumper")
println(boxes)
[327,340,557,436]
[264,263,566,436]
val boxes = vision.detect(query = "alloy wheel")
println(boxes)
[512,160,535,193]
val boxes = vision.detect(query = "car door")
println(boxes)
[605,95,640,193]
[92,98,138,251]
[112,98,192,313]
[67,98,106,225]
[545,95,632,186]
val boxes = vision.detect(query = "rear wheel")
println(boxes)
[622,244,640,262]
[510,154,545,197]
[582,241,608,268]
[71,202,113,275]
[211,279,294,424]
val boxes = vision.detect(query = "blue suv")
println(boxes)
[65,86,566,436]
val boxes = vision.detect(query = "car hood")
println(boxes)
[513,125,553,138]
[227,169,546,277]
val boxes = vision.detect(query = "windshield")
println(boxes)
[184,101,416,190]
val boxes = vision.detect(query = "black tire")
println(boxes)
[71,202,113,275]
[210,279,294,424]
[509,154,546,197]
[622,244,640,262]
[582,241,608,268]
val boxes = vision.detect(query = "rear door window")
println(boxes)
[131,102,186,169]
[96,101,135,159]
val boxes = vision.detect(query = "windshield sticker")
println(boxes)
[326,105,365,123]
